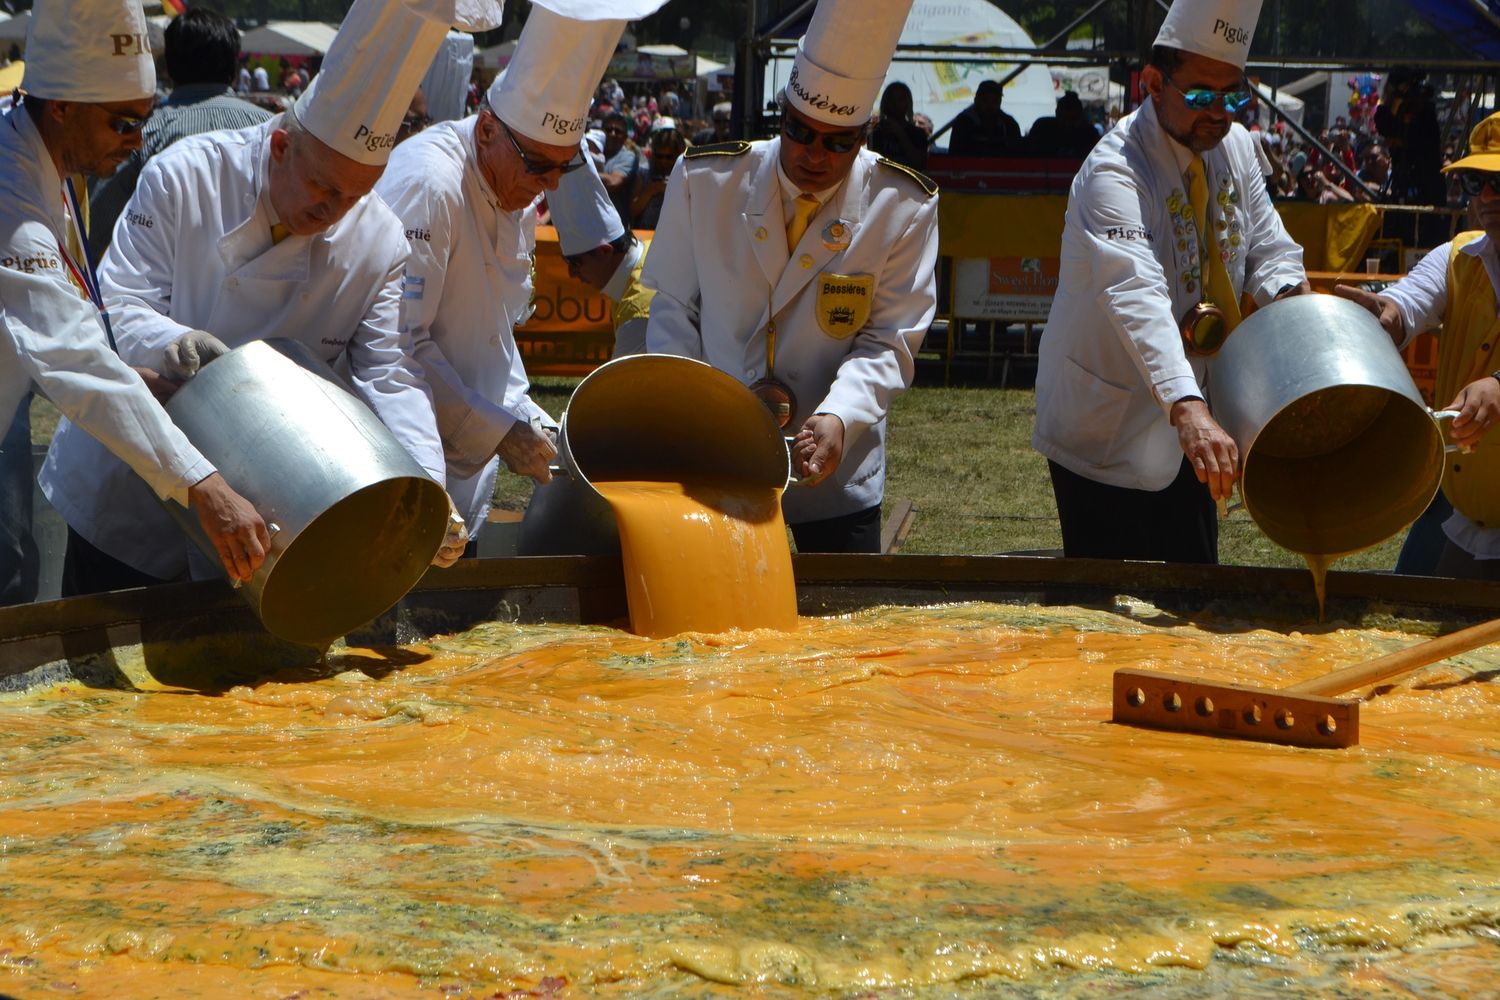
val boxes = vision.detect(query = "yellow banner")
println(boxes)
[937,192,1383,273]
[518,225,617,376]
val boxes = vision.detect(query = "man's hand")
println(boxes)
[1170,398,1239,501]
[133,366,180,404]
[432,497,469,568]
[497,421,557,485]
[1444,377,1500,452]
[792,413,845,487]
[1333,284,1405,346]
[1274,280,1313,299]
[164,330,232,380]
[187,472,268,583]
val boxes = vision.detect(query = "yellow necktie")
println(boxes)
[63,176,90,300]
[785,193,820,252]
[1186,155,1242,330]
[270,223,290,245]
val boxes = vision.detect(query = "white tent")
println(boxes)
[762,0,1056,142]
[240,21,339,58]
[1251,79,1305,128]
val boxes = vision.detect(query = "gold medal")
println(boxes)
[1180,301,1229,356]
[749,377,797,429]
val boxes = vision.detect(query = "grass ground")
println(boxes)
[493,374,1408,572]
[31,371,1406,572]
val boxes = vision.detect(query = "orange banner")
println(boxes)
[517,225,618,376]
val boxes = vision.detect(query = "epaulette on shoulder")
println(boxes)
[684,140,752,160]
[877,157,938,197]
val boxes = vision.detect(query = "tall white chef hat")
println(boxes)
[488,0,670,147]
[785,0,914,128]
[294,0,503,167]
[1152,0,1265,70]
[23,0,154,102]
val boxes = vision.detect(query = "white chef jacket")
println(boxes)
[0,107,213,507]
[375,116,559,534]
[642,139,939,523]
[1033,98,1306,491]
[1382,235,1500,558]
[42,117,445,579]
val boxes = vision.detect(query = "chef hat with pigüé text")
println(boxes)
[1153,0,1265,70]
[487,0,670,147]
[294,0,504,167]
[23,0,154,102]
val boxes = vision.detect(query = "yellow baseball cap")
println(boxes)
[1443,111,1500,173]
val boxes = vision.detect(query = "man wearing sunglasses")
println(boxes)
[1034,0,1308,565]
[376,0,664,552]
[1,0,269,604]
[643,0,937,554]
[41,0,494,592]
[1334,112,1500,579]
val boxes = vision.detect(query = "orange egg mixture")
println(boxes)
[2,602,1498,998]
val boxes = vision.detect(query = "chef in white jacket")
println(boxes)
[1,0,266,604]
[41,0,502,594]
[1032,0,1307,564]
[376,0,664,543]
[642,0,938,553]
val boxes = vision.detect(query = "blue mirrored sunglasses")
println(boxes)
[1167,79,1254,114]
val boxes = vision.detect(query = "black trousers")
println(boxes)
[0,394,37,607]
[790,503,883,554]
[1048,458,1217,564]
[62,527,170,598]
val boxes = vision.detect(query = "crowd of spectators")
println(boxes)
[887,67,1458,208]
[579,78,726,230]
[1246,77,1450,208]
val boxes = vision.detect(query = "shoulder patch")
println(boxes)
[877,157,938,197]
[685,140,752,159]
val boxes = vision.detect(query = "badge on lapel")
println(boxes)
[821,220,852,252]
[815,272,873,338]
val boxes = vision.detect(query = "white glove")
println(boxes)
[164,330,232,380]
[432,498,469,568]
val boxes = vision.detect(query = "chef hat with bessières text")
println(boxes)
[784,0,914,129]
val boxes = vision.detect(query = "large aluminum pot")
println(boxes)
[1211,294,1443,557]
[518,354,790,555]
[166,339,450,646]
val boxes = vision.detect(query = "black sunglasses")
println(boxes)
[781,114,863,154]
[1459,172,1500,197]
[498,118,585,176]
[104,108,151,134]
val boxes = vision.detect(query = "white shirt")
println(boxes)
[775,156,839,230]
[0,107,212,508]
[1382,236,1500,347]
[42,117,443,578]
[376,117,559,533]
[1381,234,1500,558]
[643,139,939,523]
[1033,99,1305,490]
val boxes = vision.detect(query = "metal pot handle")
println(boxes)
[1430,408,1468,454]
